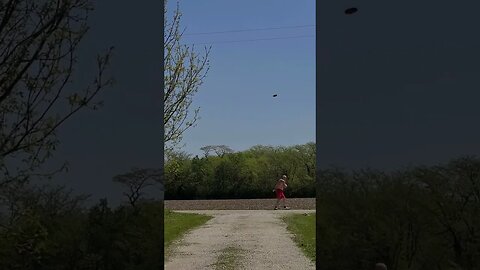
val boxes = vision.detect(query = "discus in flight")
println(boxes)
[344,7,358,15]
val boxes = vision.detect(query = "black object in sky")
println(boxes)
[273,94,278,97]
[344,7,358,15]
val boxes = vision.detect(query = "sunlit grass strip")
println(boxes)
[164,209,212,253]
[282,213,316,261]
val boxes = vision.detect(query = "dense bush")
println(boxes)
[0,191,163,270]
[317,156,480,270]
[164,143,316,199]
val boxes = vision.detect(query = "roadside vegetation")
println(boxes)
[283,213,316,261]
[317,156,480,269]
[164,209,212,257]
[213,246,245,270]
[165,143,316,199]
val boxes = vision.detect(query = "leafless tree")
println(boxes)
[113,168,161,208]
[200,145,234,158]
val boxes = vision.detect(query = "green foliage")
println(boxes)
[164,1,210,151]
[164,142,316,199]
[212,246,245,270]
[0,190,165,270]
[1,156,480,268]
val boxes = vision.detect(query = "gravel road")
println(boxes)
[165,210,316,270]
[165,198,315,210]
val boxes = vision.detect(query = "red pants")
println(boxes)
[275,189,285,199]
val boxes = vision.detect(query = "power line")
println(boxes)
[184,24,315,36]
[187,35,314,46]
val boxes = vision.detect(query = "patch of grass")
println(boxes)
[164,209,212,250]
[282,213,316,261]
[213,246,244,270]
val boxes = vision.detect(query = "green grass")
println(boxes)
[213,246,245,270]
[164,209,212,251]
[282,213,316,261]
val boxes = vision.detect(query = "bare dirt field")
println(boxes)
[165,210,316,270]
[164,197,315,210]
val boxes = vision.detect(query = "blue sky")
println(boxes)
[167,1,316,156]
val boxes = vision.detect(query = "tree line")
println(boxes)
[0,186,164,270]
[164,142,316,199]
[317,156,480,270]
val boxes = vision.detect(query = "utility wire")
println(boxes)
[187,35,314,46]
[184,24,315,36]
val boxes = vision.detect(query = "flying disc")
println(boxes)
[344,7,358,15]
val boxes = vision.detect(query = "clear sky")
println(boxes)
[167,1,316,156]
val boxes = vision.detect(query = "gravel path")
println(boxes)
[165,198,315,210]
[165,210,316,270]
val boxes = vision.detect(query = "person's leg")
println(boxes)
[281,192,290,209]
[276,191,288,209]
[274,198,280,209]
[283,197,289,209]
[274,190,281,209]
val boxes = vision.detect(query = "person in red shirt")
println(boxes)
[273,175,290,210]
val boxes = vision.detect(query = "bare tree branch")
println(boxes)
[164,1,210,152]
[113,168,161,208]
[0,0,113,187]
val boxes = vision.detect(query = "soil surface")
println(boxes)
[165,210,316,270]
[164,198,315,210]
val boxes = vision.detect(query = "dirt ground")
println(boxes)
[165,210,316,270]
[164,198,315,210]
